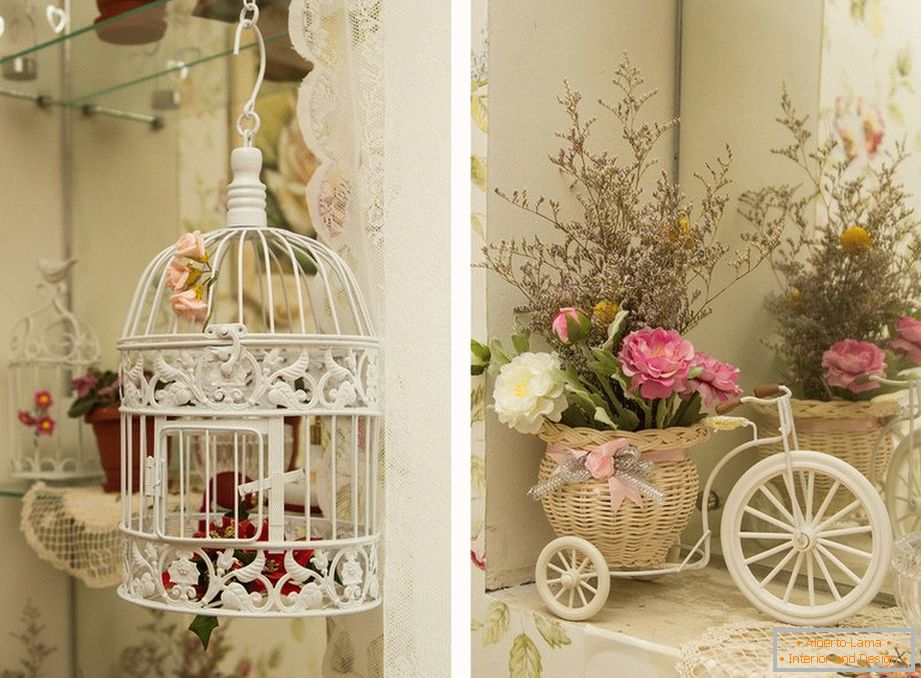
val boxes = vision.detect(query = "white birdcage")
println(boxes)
[116,5,380,618]
[7,260,102,480]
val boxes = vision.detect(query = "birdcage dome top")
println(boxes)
[116,148,379,418]
[8,260,100,367]
[119,148,375,350]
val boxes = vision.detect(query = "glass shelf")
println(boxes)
[0,478,106,499]
[0,0,304,122]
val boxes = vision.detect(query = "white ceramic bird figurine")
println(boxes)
[36,258,76,284]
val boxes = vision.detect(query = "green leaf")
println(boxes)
[67,396,96,419]
[511,330,531,355]
[471,339,492,376]
[671,394,703,427]
[188,615,218,651]
[482,602,510,646]
[601,309,631,350]
[593,407,617,429]
[533,614,571,649]
[655,399,668,429]
[508,633,542,678]
[487,339,511,375]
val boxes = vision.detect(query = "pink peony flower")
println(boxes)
[71,370,97,398]
[619,327,695,400]
[170,289,208,324]
[822,339,886,394]
[685,352,742,408]
[174,230,206,261]
[165,257,191,292]
[551,307,592,345]
[892,315,921,365]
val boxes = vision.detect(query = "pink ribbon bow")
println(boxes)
[546,440,687,513]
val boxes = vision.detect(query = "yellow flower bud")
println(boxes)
[592,299,620,326]
[840,225,872,255]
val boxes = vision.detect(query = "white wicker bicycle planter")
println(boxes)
[8,260,102,480]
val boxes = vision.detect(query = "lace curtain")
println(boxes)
[291,1,450,676]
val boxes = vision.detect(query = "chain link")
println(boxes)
[238,1,259,27]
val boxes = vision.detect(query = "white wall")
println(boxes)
[677,0,824,539]
[0,82,73,678]
[484,0,681,589]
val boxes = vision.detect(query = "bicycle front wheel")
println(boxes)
[721,451,891,625]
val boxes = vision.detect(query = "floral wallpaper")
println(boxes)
[821,0,921,188]
[469,3,585,675]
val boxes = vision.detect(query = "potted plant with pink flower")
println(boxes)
[67,368,154,492]
[475,57,780,569]
[740,91,921,484]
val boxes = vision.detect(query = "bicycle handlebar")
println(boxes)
[752,384,783,398]
[715,398,742,414]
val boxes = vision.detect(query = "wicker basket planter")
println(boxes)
[536,421,711,569]
[753,398,899,487]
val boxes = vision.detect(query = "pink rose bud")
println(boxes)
[174,230,207,262]
[892,315,921,365]
[165,257,191,292]
[551,307,592,345]
[170,288,209,324]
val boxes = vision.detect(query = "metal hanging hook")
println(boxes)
[234,0,266,146]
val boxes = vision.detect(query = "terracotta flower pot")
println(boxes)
[95,0,168,45]
[86,407,154,493]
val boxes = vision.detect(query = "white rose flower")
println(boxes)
[493,352,567,434]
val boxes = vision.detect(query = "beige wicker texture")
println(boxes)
[753,398,898,513]
[536,422,710,568]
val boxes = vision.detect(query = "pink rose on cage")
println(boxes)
[892,315,921,365]
[619,327,695,400]
[551,307,592,345]
[174,230,207,262]
[684,352,742,407]
[71,370,98,398]
[822,339,886,393]
[170,288,208,323]
[165,257,191,292]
